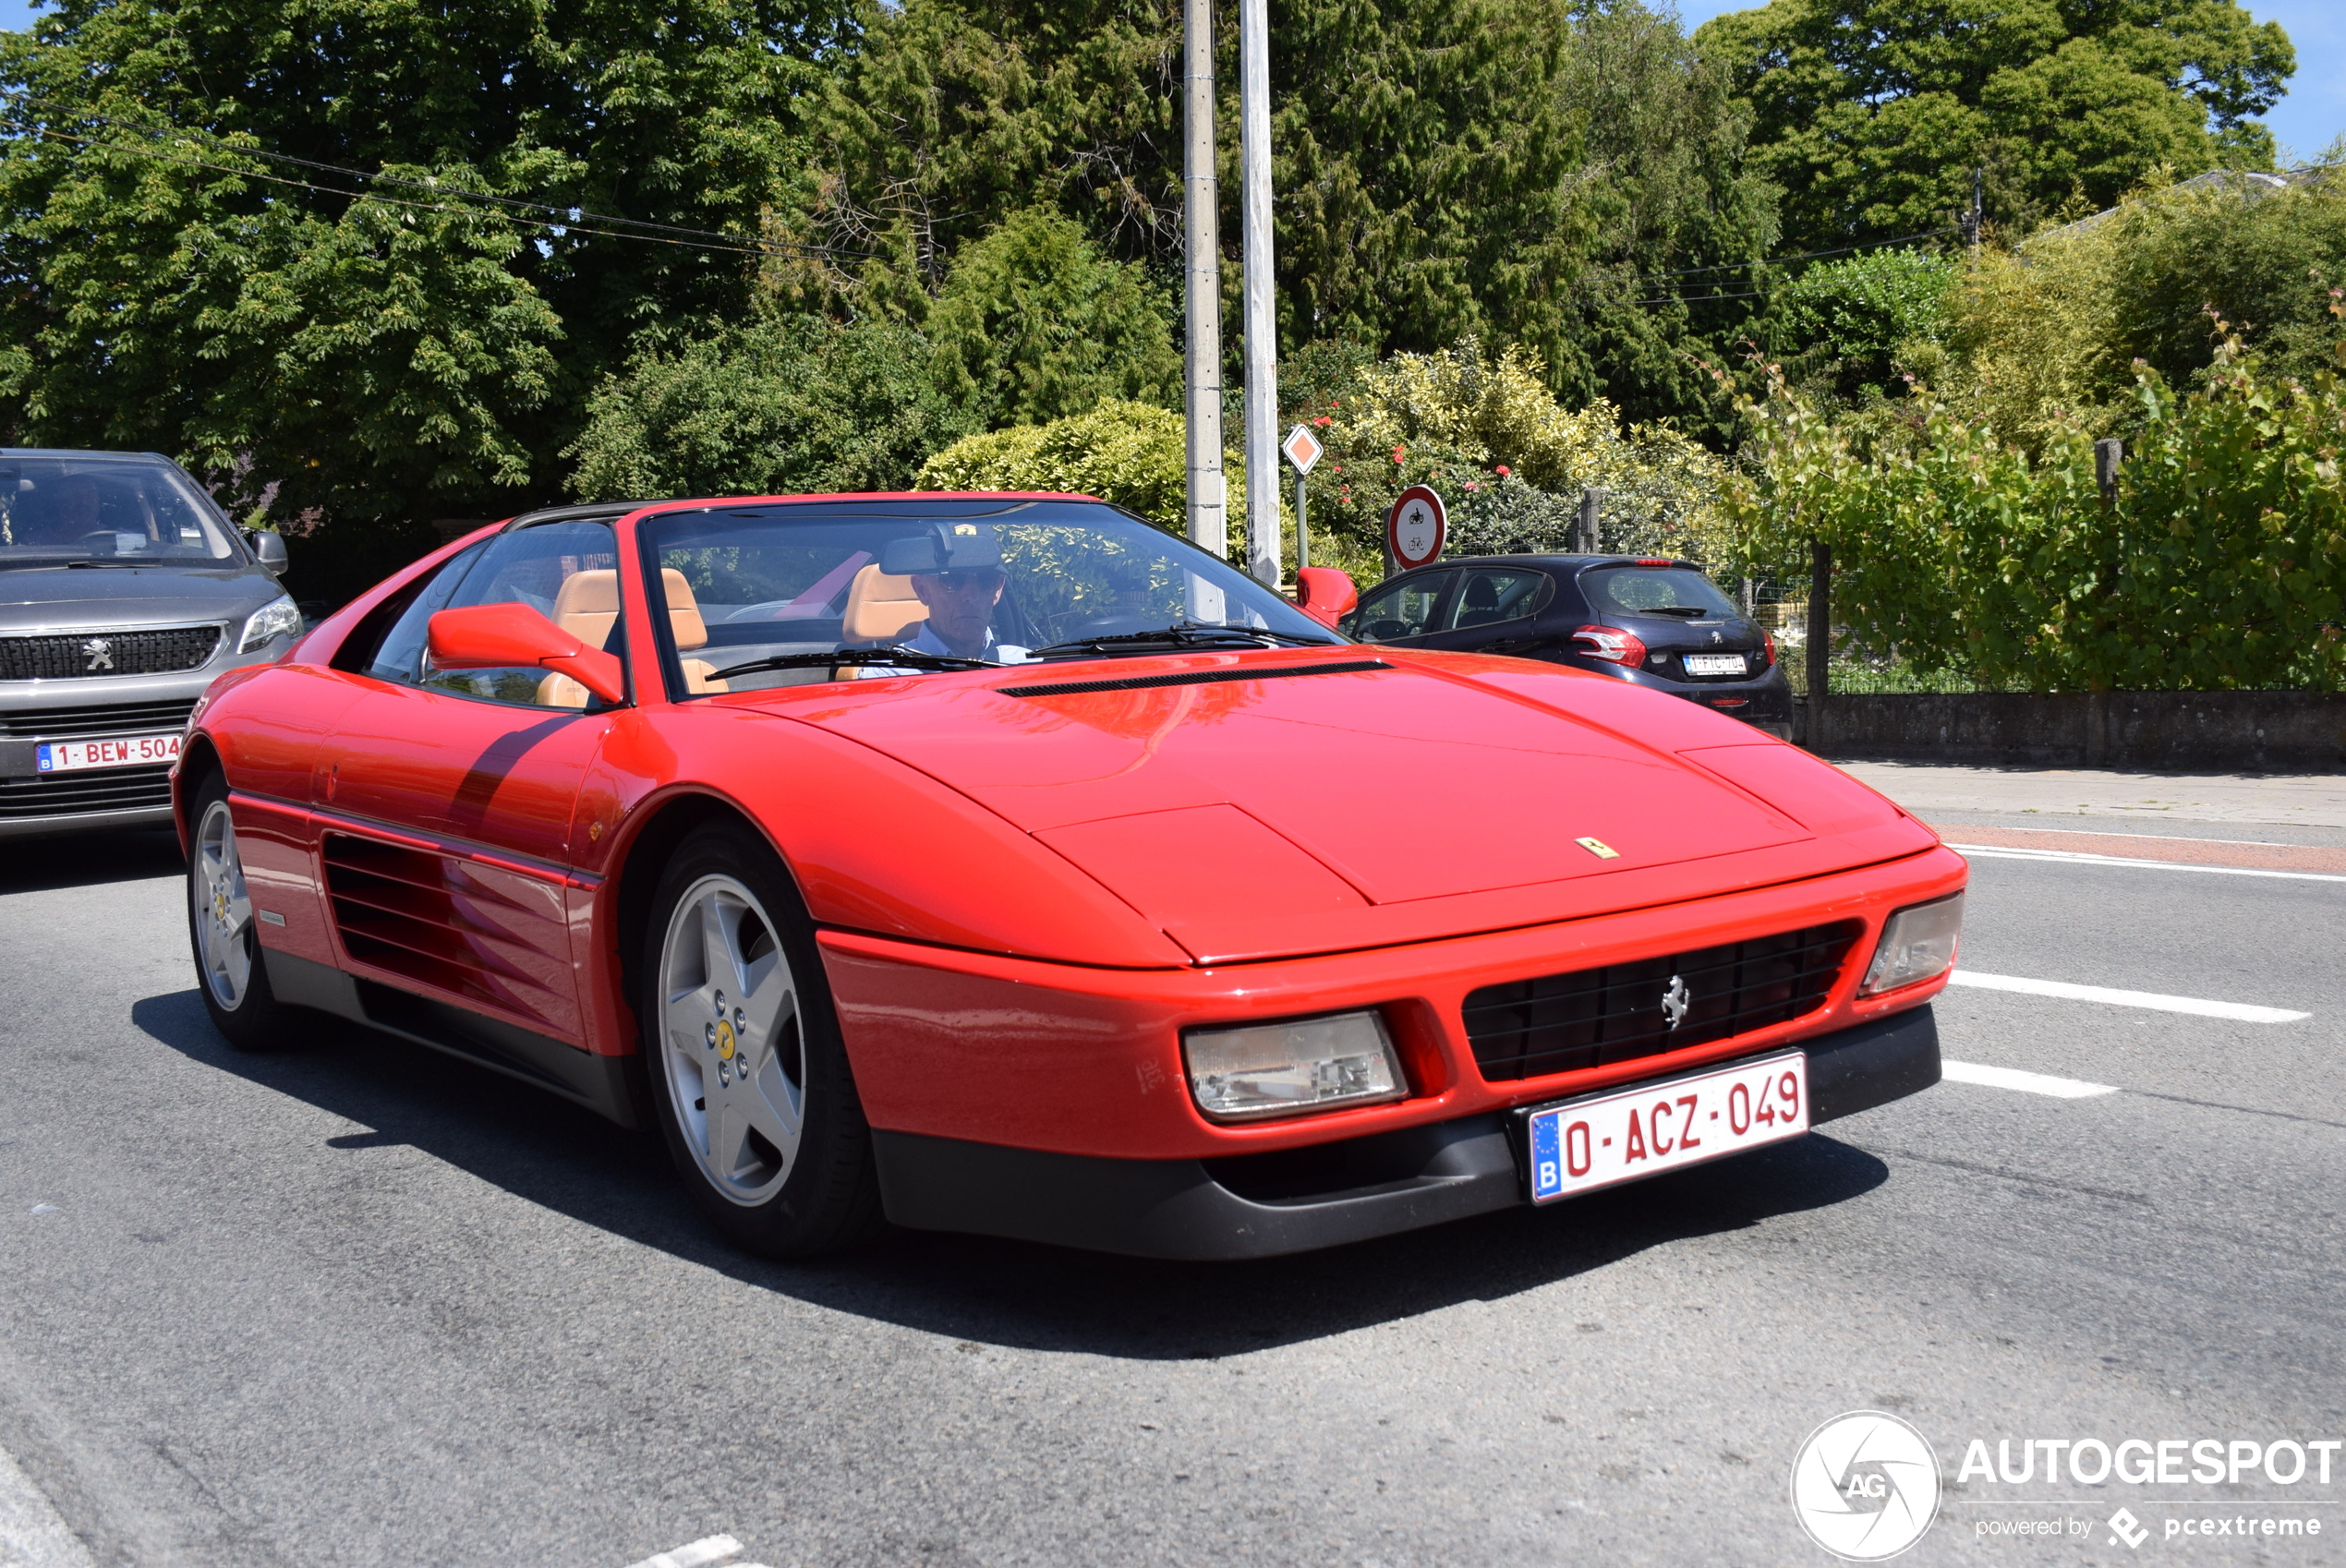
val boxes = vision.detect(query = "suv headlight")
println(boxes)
[1860,893,1965,995]
[239,593,301,653]
[1183,1010,1407,1122]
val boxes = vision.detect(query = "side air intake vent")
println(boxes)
[999,659,1388,699]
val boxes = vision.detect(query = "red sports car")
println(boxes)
[176,494,1965,1259]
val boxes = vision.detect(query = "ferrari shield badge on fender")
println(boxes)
[1576,837,1621,860]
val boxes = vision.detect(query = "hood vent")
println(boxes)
[998,658,1389,699]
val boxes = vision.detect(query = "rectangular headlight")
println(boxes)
[1860,893,1965,995]
[1183,1010,1407,1123]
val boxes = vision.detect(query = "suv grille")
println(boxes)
[0,625,223,681]
[0,698,199,740]
[0,764,175,819]
[1463,921,1863,1082]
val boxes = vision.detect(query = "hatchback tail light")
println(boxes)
[1760,627,1778,667]
[1572,624,1647,666]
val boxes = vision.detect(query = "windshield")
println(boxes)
[0,456,239,567]
[1581,564,1739,620]
[642,498,1344,693]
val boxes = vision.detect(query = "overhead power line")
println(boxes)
[0,90,869,261]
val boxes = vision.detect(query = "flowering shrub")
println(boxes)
[1301,341,1733,563]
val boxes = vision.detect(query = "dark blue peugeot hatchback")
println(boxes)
[1338,554,1792,737]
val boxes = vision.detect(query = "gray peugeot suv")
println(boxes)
[2,448,297,838]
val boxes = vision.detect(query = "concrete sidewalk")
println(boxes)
[1833,759,2346,833]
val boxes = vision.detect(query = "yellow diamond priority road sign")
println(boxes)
[1280,424,1324,476]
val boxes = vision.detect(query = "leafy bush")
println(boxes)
[1772,247,1957,402]
[1937,169,2346,452]
[915,401,1189,526]
[565,317,971,501]
[924,208,1181,428]
[1722,339,2346,693]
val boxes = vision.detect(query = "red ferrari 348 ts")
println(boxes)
[177,494,1965,1259]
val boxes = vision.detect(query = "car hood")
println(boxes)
[0,564,279,630]
[760,648,1936,963]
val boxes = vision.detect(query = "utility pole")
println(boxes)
[1182,0,1226,569]
[1577,488,1601,554]
[1240,0,1278,586]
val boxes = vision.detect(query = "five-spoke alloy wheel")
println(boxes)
[642,821,882,1256]
[185,768,297,1051]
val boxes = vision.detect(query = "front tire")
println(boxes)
[641,821,883,1257]
[187,770,300,1051]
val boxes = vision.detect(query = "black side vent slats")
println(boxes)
[1463,921,1864,1083]
[998,659,1389,699]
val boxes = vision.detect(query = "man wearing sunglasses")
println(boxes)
[881,525,1030,664]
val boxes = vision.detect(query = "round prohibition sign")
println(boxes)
[1386,484,1446,569]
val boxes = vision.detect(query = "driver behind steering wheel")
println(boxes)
[883,525,1032,664]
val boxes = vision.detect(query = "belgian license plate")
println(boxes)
[1683,653,1747,676]
[36,732,184,774]
[1525,1052,1808,1203]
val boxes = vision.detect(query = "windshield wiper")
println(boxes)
[708,646,999,680]
[1030,622,1334,659]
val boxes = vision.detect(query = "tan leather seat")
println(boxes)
[535,567,730,706]
[840,563,928,644]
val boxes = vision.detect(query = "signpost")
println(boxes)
[1280,424,1322,573]
[1385,485,1445,578]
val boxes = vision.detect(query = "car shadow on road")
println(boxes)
[1,829,183,895]
[133,985,1890,1360]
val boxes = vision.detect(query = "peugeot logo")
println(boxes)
[1660,973,1691,1030]
[81,637,115,672]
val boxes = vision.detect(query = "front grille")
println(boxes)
[0,698,199,740]
[1463,920,1863,1082]
[0,625,223,681]
[0,763,175,819]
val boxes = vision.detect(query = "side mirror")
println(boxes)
[1294,568,1358,630]
[427,604,626,706]
[249,530,288,573]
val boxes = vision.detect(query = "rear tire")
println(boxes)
[187,770,301,1052]
[640,819,884,1258]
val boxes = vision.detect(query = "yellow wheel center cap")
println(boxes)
[714,1019,737,1061]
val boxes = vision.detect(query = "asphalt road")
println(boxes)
[1,819,2340,1567]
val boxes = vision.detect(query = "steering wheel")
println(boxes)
[1057,614,1167,639]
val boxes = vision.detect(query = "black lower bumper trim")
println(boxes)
[874,1004,1939,1260]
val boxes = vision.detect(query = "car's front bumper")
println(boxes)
[875,1005,1940,1259]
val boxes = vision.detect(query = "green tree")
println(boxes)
[1696,0,2297,251]
[790,0,1781,440]
[924,207,1181,426]
[566,317,973,501]
[0,0,844,525]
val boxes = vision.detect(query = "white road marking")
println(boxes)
[625,1537,745,1568]
[1941,1060,2119,1099]
[1948,971,2310,1023]
[0,1441,95,1568]
[1948,844,2346,884]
